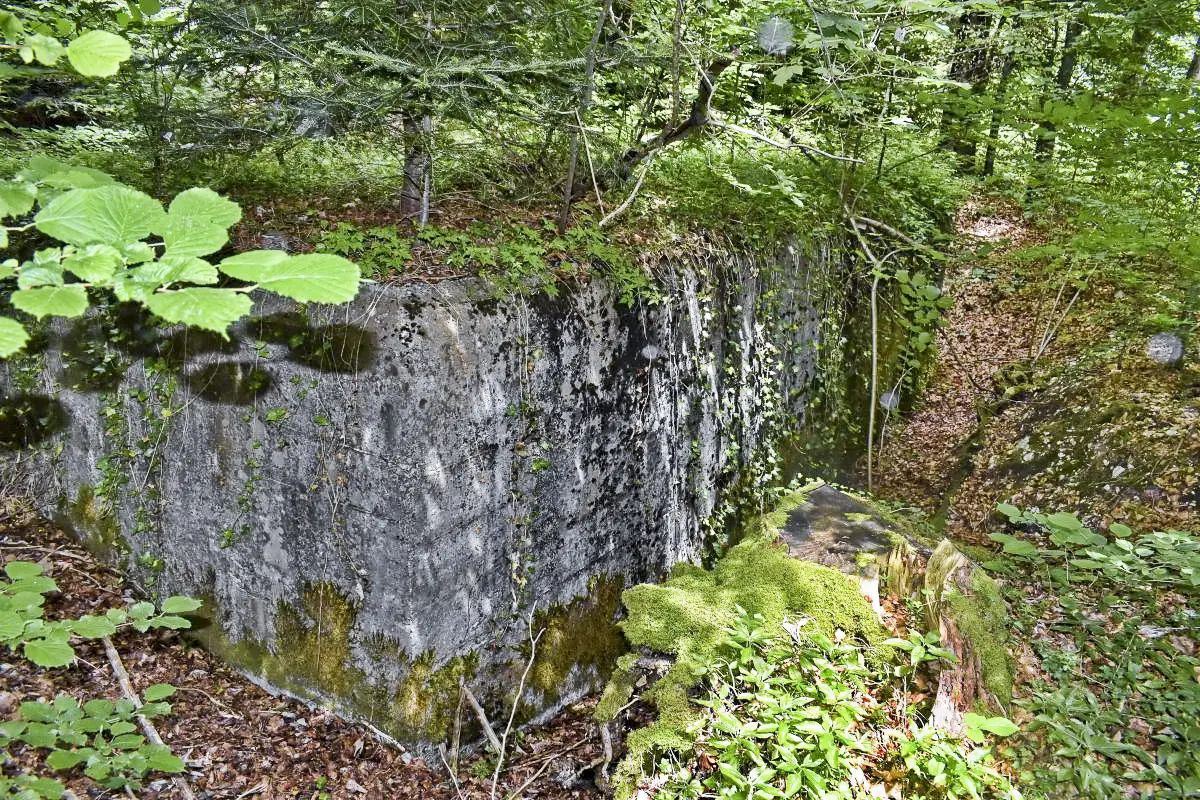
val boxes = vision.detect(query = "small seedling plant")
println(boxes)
[0,560,201,798]
[646,612,1019,800]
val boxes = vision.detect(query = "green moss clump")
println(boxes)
[268,582,365,693]
[64,484,128,558]
[599,534,886,798]
[946,572,1014,707]
[527,575,626,705]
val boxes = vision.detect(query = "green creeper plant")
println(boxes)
[0,560,199,668]
[0,560,201,798]
[0,158,361,357]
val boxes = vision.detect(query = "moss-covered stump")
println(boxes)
[771,481,1014,730]
[881,537,1013,733]
[596,530,886,798]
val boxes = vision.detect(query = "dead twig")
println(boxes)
[461,681,503,754]
[102,636,197,800]
[491,608,547,800]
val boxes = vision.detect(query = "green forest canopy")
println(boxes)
[0,0,1198,344]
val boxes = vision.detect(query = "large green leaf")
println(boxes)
[63,244,122,283]
[35,186,166,247]
[41,166,114,190]
[160,596,202,613]
[0,180,35,218]
[143,288,252,336]
[23,637,75,668]
[219,251,361,303]
[0,610,25,640]
[4,561,44,579]
[163,216,228,258]
[11,285,89,319]
[144,255,220,285]
[65,30,131,77]
[168,188,241,228]
[68,614,117,639]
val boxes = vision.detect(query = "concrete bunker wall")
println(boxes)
[4,243,862,753]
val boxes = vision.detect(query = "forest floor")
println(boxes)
[1,512,609,800]
[874,196,1200,540]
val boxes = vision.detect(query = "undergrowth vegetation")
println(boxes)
[982,507,1200,799]
[0,560,200,798]
[645,614,1020,800]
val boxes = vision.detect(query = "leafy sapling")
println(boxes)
[0,159,362,357]
[0,560,200,668]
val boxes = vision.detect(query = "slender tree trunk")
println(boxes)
[1188,32,1200,80]
[670,0,684,126]
[983,28,1019,177]
[1034,15,1083,165]
[557,0,613,233]
[940,10,995,173]
[400,111,431,216]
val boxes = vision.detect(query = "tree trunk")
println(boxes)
[940,11,995,173]
[1188,32,1200,81]
[400,112,431,217]
[1034,16,1083,165]
[557,0,613,233]
[982,37,1018,177]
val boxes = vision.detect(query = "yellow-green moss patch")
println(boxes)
[599,533,887,798]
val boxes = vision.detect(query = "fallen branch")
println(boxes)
[709,119,864,164]
[101,637,197,800]
[460,681,503,754]
[598,153,656,228]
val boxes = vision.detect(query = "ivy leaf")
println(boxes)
[163,216,228,258]
[11,285,89,319]
[160,596,202,613]
[143,288,252,337]
[219,251,361,303]
[65,30,132,77]
[168,188,241,228]
[23,637,76,668]
[151,615,191,630]
[35,185,166,247]
[0,317,28,357]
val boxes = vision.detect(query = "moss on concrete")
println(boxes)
[527,574,626,705]
[188,579,627,747]
[599,533,886,798]
[64,484,128,558]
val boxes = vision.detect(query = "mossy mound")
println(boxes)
[597,533,886,798]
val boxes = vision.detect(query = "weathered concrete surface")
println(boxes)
[4,247,857,753]
[779,485,900,573]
